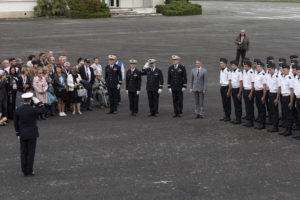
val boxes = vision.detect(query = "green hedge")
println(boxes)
[34,0,67,17]
[156,0,202,16]
[67,0,111,18]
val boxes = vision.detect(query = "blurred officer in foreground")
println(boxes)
[14,92,45,177]
[141,59,164,117]
[168,55,187,118]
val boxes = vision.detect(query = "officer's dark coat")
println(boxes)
[141,67,164,92]
[105,64,122,89]
[126,69,141,92]
[167,64,187,91]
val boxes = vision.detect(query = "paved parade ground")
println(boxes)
[1,1,300,199]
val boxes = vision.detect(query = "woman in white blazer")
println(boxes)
[67,67,83,115]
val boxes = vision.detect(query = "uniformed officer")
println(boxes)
[14,92,45,177]
[230,60,243,124]
[219,58,232,121]
[242,60,255,127]
[279,64,294,136]
[126,59,141,116]
[105,55,122,114]
[266,62,281,132]
[254,61,267,129]
[167,55,187,117]
[141,59,164,117]
[292,66,300,139]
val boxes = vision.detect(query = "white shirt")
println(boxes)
[294,76,300,97]
[254,70,267,90]
[243,68,254,89]
[280,74,294,95]
[84,65,91,82]
[231,68,243,88]
[91,63,102,74]
[267,73,281,93]
[219,67,231,86]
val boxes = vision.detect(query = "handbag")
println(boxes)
[77,88,87,97]
[47,91,55,105]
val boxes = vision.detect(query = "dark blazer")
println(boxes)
[17,76,31,93]
[14,104,45,140]
[235,35,250,51]
[167,64,187,91]
[141,67,164,92]
[79,65,95,85]
[53,73,67,92]
[0,78,8,102]
[126,69,141,92]
[105,64,122,89]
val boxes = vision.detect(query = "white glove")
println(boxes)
[182,88,186,92]
[158,89,162,94]
[32,96,40,105]
[143,62,150,69]
[137,91,140,95]
[17,136,20,141]
[117,84,120,90]
[168,88,172,93]
[126,90,128,94]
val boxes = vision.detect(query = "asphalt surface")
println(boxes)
[1,1,300,200]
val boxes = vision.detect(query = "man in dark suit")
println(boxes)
[105,55,122,114]
[14,92,45,177]
[37,52,48,67]
[79,58,95,111]
[126,59,141,116]
[141,59,164,117]
[168,55,187,118]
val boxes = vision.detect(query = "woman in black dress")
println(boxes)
[53,66,68,117]
[7,66,19,119]
[67,67,83,115]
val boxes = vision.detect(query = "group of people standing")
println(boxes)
[219,55,300,139]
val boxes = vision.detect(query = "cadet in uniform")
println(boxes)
[254,61,267,129]
[279,64,294,136]
[167,55,187,117]
[105,55,122,114]
[14,92,45,177]
[242,60,255,127]
[230,60,243,124]
[219,58,232,121]
[126,59,141,116]
[266,62,281,132]
[141,59,164,117]
[293,66,300,139]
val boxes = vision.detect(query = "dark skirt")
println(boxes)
[55,89,68,102]
[69,89,82,103]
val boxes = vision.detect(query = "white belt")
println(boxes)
[244,87,252,90]
[282,93,290,96]
[220,84,228,87]
[232,86,240,89]
[269,90,278,93]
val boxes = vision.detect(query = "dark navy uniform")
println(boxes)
[126,68,141,115]
[105,64,122,113]
[167,64,187,116]
[141,67,164,116]
[14,102,45,176]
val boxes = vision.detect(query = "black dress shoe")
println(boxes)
[254,124,265,129]
[242,116,246,119]
[199,115,203,118]
[267,127,279,132]
[219,117,225,121]
[107,111,113,114]
[173,114,178,118]
[87,108,92,111]
[233,120,241,124]
[177,114,182,118]
[224,117,231,122]
[152,114,158,117]
[283,131,292,136]
[279,130,287,135]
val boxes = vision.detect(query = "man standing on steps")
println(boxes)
[168,55,187,118]
[189,59,208,119]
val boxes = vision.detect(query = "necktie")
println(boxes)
[197,69,199,77]
[86,68,89,81]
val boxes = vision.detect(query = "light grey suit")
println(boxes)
[190,67,208,116]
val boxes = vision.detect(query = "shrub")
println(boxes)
[156,0,202,16]
[34,0,67,17]
[67,0,111,19]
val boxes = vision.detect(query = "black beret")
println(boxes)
[282,64,290,69]
[254,58,260,63]
[230,60,239,65]
[257,61,265,67]
[290,55,298,59]
[220,58,228,63]
[266,56,274,61]
[244,60,252,66]
[267,62,275,68]
[292,65,297,69]
[84,58,90,63]
[279,58,287,63]
[244,57,250,61]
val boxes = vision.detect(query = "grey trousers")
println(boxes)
[194,91,204,116]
